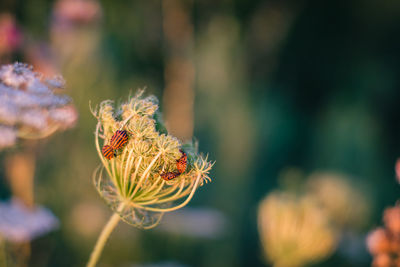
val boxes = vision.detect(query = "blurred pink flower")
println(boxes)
[372,254,391,267]
[383,206,400,236]
[366,228,391,255]
[0,14,22,56]
[52,0,102,27]
[396,158,400,183]
[0,198,59,243]
[367,205,400,266]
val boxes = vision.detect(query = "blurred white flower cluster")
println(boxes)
[0,62,77,149]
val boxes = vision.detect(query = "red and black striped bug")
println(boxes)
[160,171,181,181]
[159,150,187,181]
[109,130,129,150]
[102,145,115,160]
[102,130,129,160]
[176,149,187,174]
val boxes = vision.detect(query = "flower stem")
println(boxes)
[0,239,7,267]
[87,210,121,267]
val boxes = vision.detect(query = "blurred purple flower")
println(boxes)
[0,62,77,146]
[0,99,18,125]
[19,109,48,129]
[48,105,78,129]
[0,198,59,243]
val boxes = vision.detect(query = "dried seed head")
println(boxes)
[93,90,214,229]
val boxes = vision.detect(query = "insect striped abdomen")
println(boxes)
[160,171,181,181]
[176,150,187,174]
[102,145,115,160]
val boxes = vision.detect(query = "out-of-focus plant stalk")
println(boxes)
[4,145,36,208]
[0,238,6,267]
[86,204,124,267]
[3,150,35,266]
[162,0,194,141]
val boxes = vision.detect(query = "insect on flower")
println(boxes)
[109,130,129,149]
[176,149,187,174]
[101,145,115,160]
[160,171,181,181]
[90,91,214,267]
[102,130,129,159]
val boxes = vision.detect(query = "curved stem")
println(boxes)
[87,204,124,267]
[95,122,113,180]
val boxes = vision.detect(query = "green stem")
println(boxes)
[87,209,122,267]
[0,239,7,267]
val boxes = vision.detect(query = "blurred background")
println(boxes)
[0,0,400,266]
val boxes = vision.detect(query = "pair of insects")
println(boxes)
[160,150,187,181]
[101,130,129,160]
[101,130,187,181]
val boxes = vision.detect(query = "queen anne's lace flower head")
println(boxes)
[92,90,213,229]
[0,62,77,149]
[258,192,337,267]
